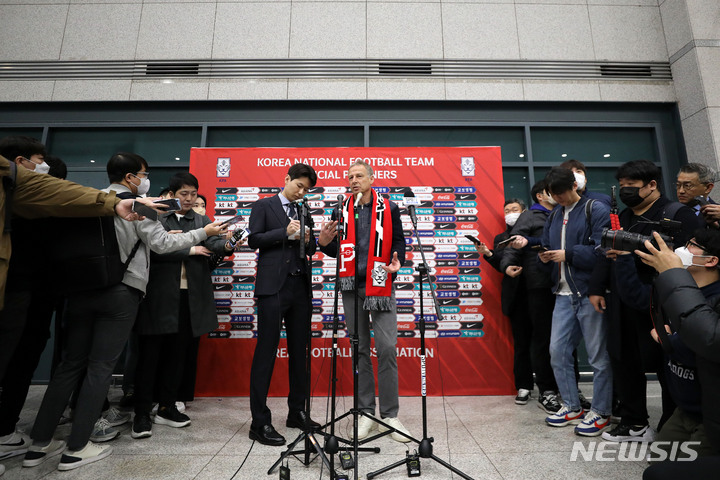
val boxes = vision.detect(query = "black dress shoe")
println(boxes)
[286,410,321,430]
[249,424,286,446]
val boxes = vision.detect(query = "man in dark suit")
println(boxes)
[248,163,318,446]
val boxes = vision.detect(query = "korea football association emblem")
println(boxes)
[460,156,475,177]
[371,262,388,287]
[217,157,231,178]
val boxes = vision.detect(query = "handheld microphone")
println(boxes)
[354,192,363,207]
[404,189,419,226]
[293,194,322,204]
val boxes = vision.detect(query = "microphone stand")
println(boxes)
[268,197,334,475]
[366,204,473,480]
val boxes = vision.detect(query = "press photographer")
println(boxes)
[635,231,720,479]
[588,159,698,443]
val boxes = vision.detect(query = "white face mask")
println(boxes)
[505,211,521,227]
[193,206,206,216]
[33,161,50,175]
[574,171,587,191]
[546,194,558,206]
[674,246,714,269]
[130,174,150,196]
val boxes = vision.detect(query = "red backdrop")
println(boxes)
[190,147,514,397]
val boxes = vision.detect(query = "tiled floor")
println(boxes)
[2,382,662,479]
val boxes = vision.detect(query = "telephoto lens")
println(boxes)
[600,228,674,254]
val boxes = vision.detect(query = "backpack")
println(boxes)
[51,192,141,294]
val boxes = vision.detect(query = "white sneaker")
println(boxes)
[90,418,119,443]
[378,417,412,443]
[22,439,66,467]
[355,414,376,440]
[0,431,31,460]
[175,401,186,414]
[102,407,130,427]
[57,442,112,471]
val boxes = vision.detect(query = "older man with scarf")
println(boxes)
[319,160,408,442]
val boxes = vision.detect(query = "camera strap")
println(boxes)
[650,286,674,356]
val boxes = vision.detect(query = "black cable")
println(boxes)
[229,439,255,480]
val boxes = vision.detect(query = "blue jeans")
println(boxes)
[550,295,612,416]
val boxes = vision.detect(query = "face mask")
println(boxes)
[130,175,150,196]
[674,246,714,269]
[574,171,587,191]
[193,206,206,216]
[546,194,558,206]
[505,212,521,227]
[32,162,50,175]
[619,186,647,208]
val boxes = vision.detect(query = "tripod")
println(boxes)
[268,197,336,475]
[366,197,473,480]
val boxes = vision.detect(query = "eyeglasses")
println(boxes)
[686,239,706,252]
[21,157,43,166]
[131,172,150,179]
[676,182,705,191]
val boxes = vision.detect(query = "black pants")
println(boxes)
[643,456,720,480]
[508,283,533,391]
[526,288,558,394]
[0,291,32,385]
[249,276,310,428]
[0,291,56,436]
[612,304,674,426]
[134,290,194,415]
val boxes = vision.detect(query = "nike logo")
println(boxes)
[0,439,26,448]
[438,224,449,229]
[219,188,233,193]
[629,427,648,436]
[440,299,454,305]
[459,195,471,199]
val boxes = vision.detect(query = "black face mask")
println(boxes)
[619,186,647,208]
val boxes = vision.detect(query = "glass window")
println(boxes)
[530,127,657,165]
[501,168,532,206]
[47,128,202,167]
[0,128,44,142]
[206,127,364,147]
[370,127,527,162]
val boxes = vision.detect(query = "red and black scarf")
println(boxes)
[339,189,394,311]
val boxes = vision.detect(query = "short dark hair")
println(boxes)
[544,167,576,195]
[693,228,720,260]
[0,136,46,161]
[504,198,526,210]
[559,159,587,173]
[107,152,145,183]
[45,155,67,180]
[169,172,199,192]
[288,163,317,187]
[196,194,207,205]
[158,187,171,198]
[615,159,661,184]
[530,179,547,204]
[679,163,716,184]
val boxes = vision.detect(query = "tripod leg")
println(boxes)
[366,458,407,480]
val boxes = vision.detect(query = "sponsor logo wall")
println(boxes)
[191,147,514,396]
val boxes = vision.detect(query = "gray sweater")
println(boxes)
[104,184,207,294]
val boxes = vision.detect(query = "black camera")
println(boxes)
[600,228,674,254]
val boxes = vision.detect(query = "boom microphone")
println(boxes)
[293,194,323,203]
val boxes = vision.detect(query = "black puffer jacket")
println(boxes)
[655,268,720,454]
[500,206,552,290]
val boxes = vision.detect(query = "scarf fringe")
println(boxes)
[339,277,355,291]
[364,296,393,312]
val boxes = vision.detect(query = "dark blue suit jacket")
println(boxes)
[248,194,316,296]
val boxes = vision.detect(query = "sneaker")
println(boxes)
[154,404,191,428]
[175,401,186,414]
[545,405,584,427]
[574,410,610,437]
[90,418,119,443]
[22,439,66,467]
[538,391,562,414]
[57,442,112,471]
[601,423,655,442]
[102,407,130,427]
[378,417,412,443]
[515,389,531,405]
[355,414,376,440]
[131,413,153,439]
[0,431,31,460]
[578,390,592,411]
